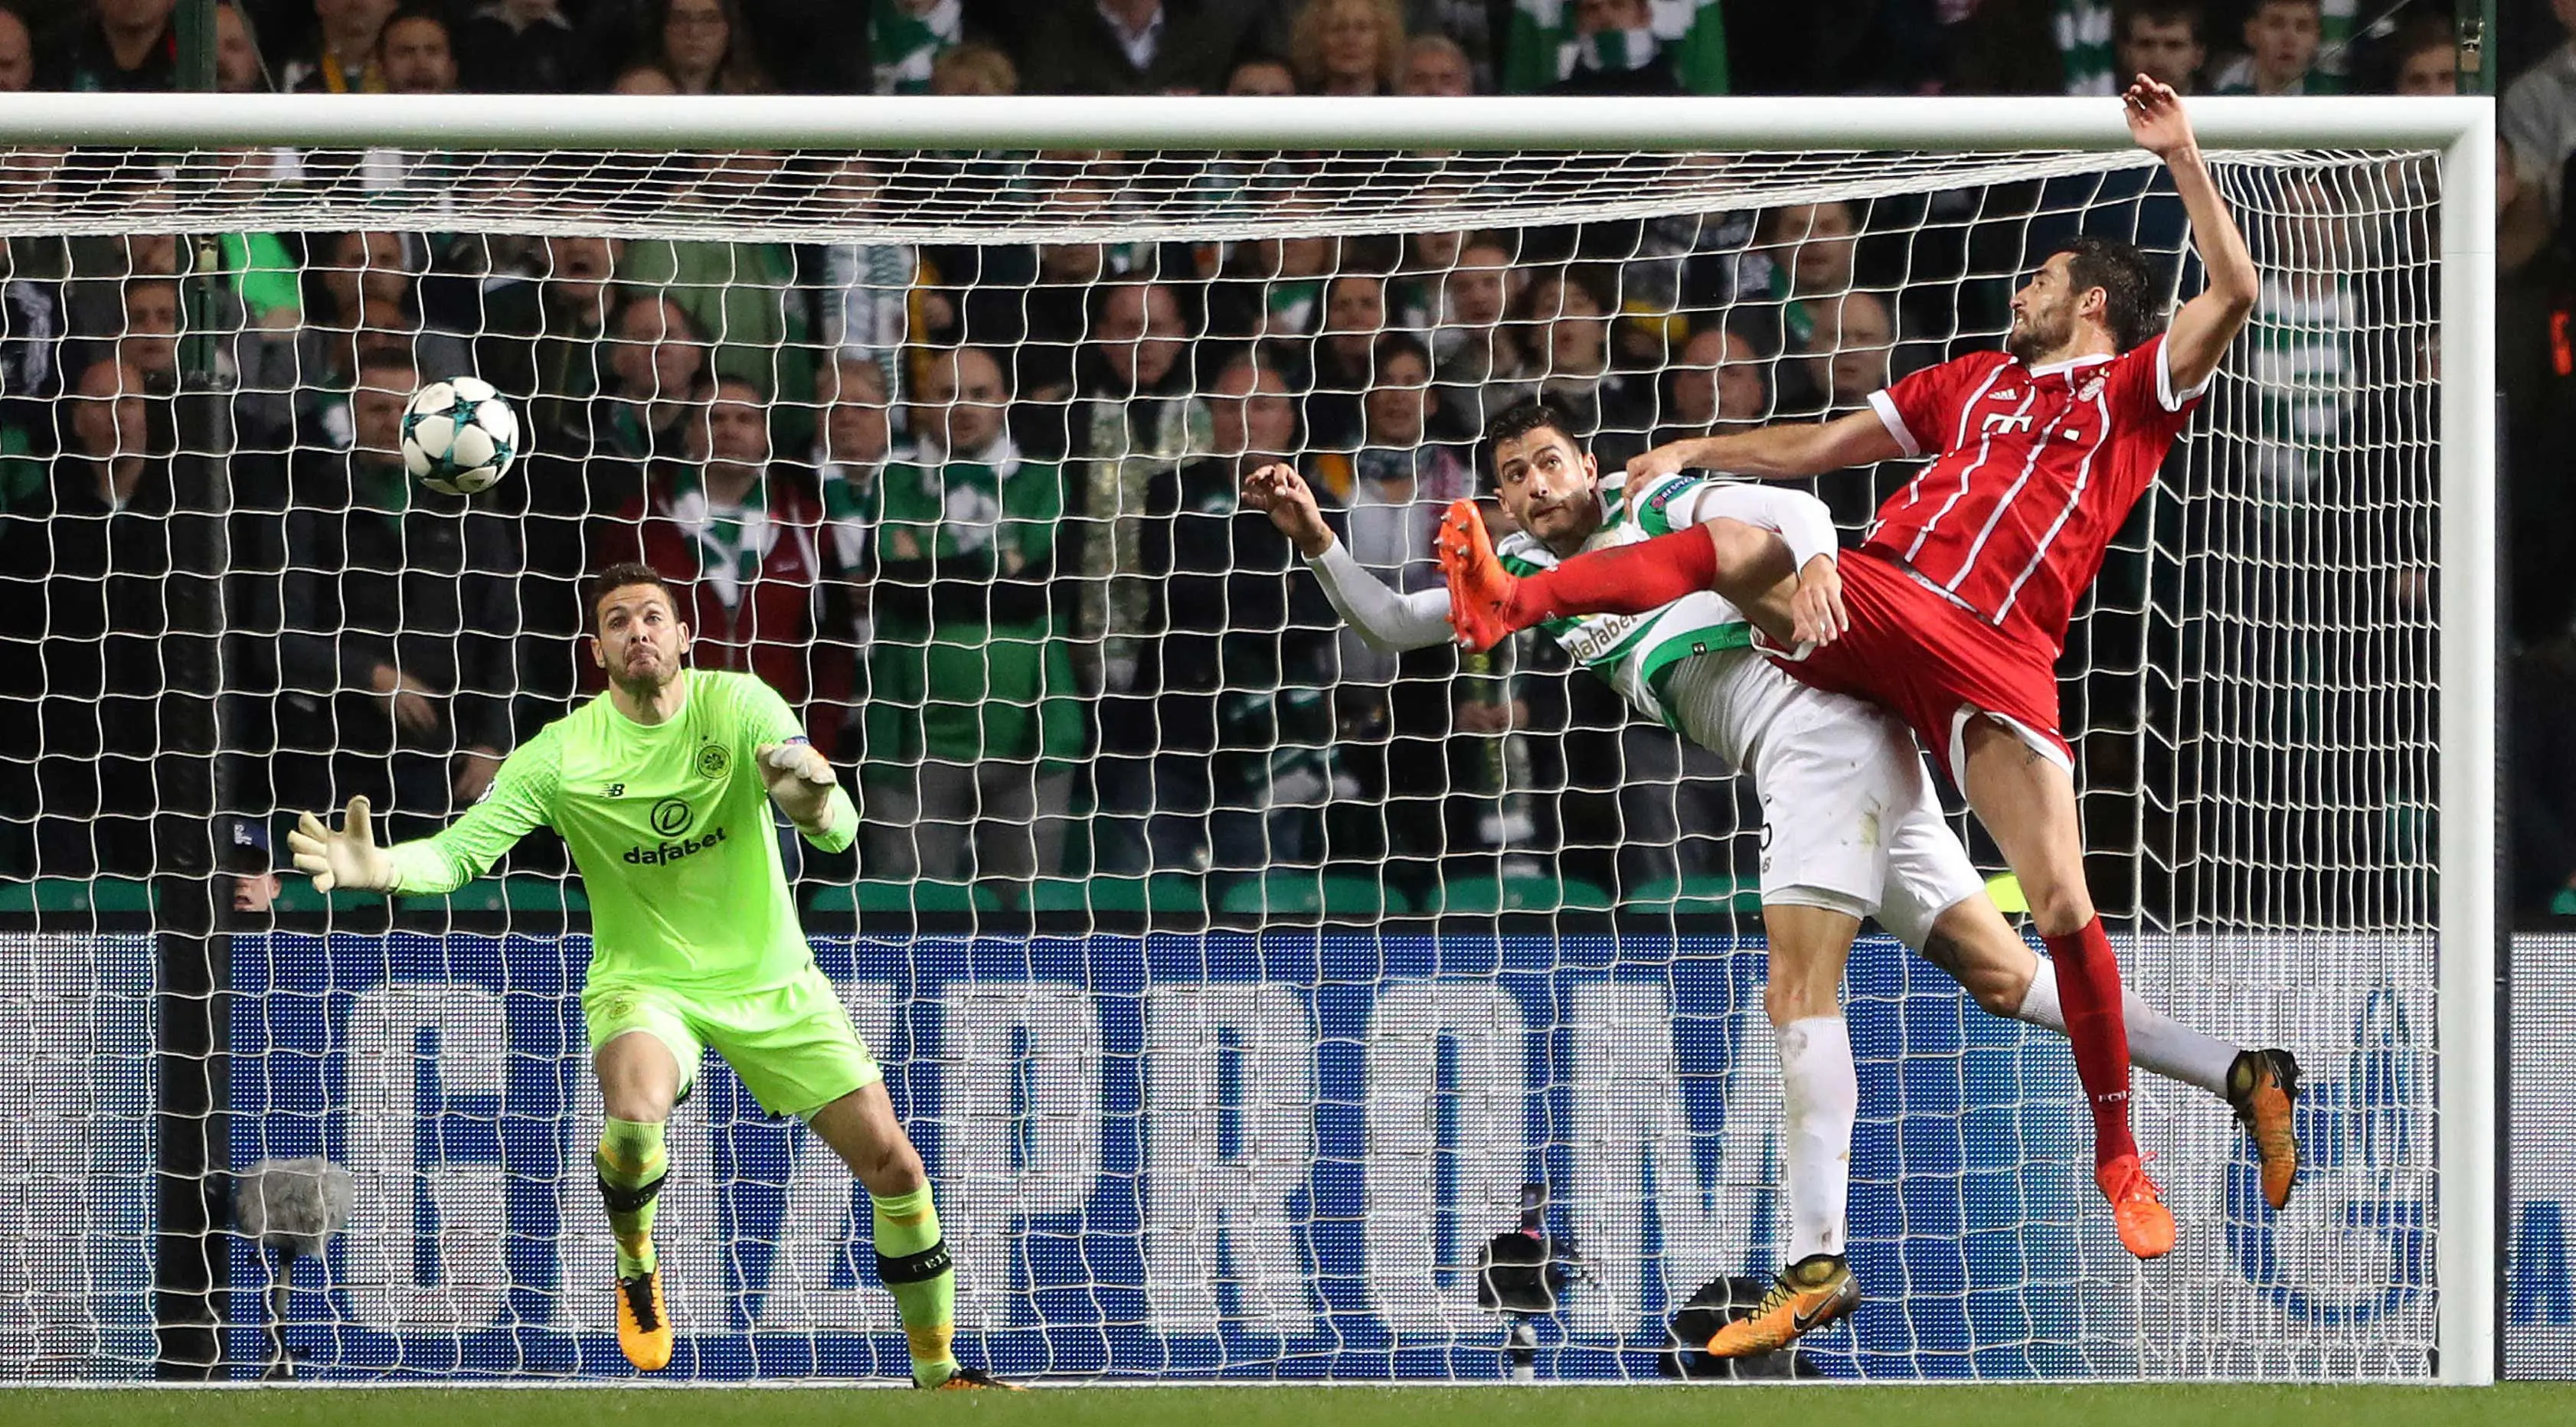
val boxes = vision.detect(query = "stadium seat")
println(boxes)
[807,880,992,914]
[1420,875,1616,915]
[2555,887,2576,919]
[0,877,154,913]
[1028,875,1205,915]
[1627,875,1764,914]
[1216,871,1408,919]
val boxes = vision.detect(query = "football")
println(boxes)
[401,377,519,496]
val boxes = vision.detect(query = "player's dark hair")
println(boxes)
[590,562,681,629]
[2049,236,2160,353]
[1478,400,1585,491]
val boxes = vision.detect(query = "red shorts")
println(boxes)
[1757,547,2070,789]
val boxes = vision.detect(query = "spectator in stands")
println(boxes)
[819,162,920,382]
[1135,351,1342,872]
[863,345,1080,887]
[1657,322,1767,445]
[0,356,169,874]
[1805,289,1894,416]
[376,5,454,95]
[44,0,176,90]
[1744,198,1858,412]
[1291,0,1404,96]
[283,0,391,93]
[476,233,624,473]
[215,1,269,91]
[641,0,772,95]
[1405,0,1496,89]
[1400,31,1473,95]
[2119,2,2207,94]
[2507,2,2576,220]
[1507,0,1728,96]
[454,0,586,93]
[0,5,33,90]
[1518,263,1654,468]
[815,352,890,657]
[868,0,963,93]
[600,373,839,730]
[2212,0,2329,95]
[111,276,180,393]
[1429,233,1532,437]
[1073,279,1206,693]
[594,290,710,484]
[2388,18,2455,96]
[276,348,490,838]
[1332,331,1469,601]
[1016,1,1260,96]
[619,155,816,452]
[1224,53,1296,94]
[930,39,1015,95]
[1302,271,1390,452]
[2502,137,2576,646]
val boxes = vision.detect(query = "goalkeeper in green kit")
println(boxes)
[288,562,1015,1389]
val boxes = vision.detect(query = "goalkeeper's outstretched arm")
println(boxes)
[1240,462,1455,652]
[286,735,560,896]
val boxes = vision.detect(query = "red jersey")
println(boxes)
[1862,333,2205,655]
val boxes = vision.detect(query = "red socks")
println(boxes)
[2042,916,2139,1168]
[1509,523,1721,627]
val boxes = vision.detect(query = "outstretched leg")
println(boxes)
[1917,894,2303,1210]
[809,1085,1018,1390]
[1437,503,1798,651]
[596,1030,682,1370]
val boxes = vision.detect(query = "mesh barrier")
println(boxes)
[0,133,2456,1380]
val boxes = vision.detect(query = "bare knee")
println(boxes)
[2022,877,2095,938]
[1924,909,2038,1016]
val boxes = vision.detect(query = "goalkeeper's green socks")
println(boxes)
[596,1116,668,1278]
[872,1185,957,1388]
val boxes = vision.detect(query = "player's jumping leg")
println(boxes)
[596,1032,680,1370]
[1956,717,2171,1258]
[1439,502,1790,651]
[1711,904,1863,1357]
[1918,896,2303,1210]
[809,1085,1020,1390]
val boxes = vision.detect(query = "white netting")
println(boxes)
[0,132,2449,1382]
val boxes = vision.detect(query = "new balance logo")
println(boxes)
[605,783,626,797]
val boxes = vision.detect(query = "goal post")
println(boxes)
[0,92,2497,1384]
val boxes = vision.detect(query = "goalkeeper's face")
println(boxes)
[1489,426,1601,553]
[591,584,691,691]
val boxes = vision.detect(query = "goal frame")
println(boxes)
[0,90,2499,1385]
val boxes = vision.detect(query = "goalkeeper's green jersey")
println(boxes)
[385,668,854,994]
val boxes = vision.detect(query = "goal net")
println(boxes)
[0,95,2492,1384]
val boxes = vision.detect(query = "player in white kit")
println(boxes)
[1242,401,2300,1357]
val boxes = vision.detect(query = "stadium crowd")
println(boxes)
[0,0,2567,922]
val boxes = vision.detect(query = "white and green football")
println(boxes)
[401,376,519,497]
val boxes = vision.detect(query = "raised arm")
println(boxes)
[2127,75,2256,397]
[1625,407,1902,486]
[1241,461,1455,652]
[289,737,558,897]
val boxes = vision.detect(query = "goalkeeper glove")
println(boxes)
[757,740,835,789]
[286,796,394,893]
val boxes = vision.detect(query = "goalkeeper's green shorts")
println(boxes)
[583,965,881,1119]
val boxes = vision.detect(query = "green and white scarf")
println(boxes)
[665,465,776,608]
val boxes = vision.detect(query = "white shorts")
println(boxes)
[1744,683,1983,949]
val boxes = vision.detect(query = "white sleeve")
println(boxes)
[1307,539,1457,652]
[1677,482,1839,570]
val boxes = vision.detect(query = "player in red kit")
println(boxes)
[1439,77,2300,1261]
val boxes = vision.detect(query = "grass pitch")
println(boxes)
[5,1384,2565,1427]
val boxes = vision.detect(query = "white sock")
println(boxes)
[1777,1015,1855,1262]
[2012,955,2238,1096]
